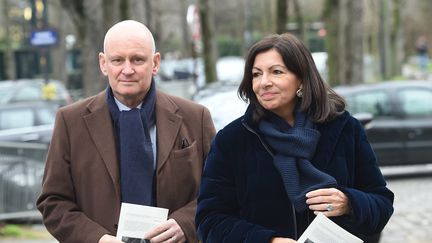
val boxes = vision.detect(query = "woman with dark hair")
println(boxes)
[196,33,394,243]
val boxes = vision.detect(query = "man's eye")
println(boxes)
[111,59,122,64]
[133,58,145,64]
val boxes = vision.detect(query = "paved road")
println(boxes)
[380,175,432,243]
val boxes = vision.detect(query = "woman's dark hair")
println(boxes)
[238,33,345,123]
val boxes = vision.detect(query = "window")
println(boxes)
[0,109,35,130]
[14,86,41,102]
[346,90,391,117]
[37,107,56,125]
[398,89,432,117]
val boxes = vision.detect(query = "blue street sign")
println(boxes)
[30,29,58,47]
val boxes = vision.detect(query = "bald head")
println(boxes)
[103,20,156,53]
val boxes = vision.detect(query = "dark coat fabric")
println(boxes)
[196,107,394,243]
[37,90,215,243]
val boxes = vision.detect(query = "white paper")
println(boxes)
[116,203,169,241]
[297,213,363,243]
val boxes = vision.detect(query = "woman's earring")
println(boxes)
[296,88,303,98]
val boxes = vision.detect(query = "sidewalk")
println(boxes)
[0,225,57,243]
[0,240,56,243]
[401,64,432,81]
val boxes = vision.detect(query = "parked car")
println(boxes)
[0,102,56,220]
[334,80,432,166]
[0,154,44,219]
[311,52,328,81]
[193,82,248,131]
[0,79,73,106]
[158,56,245,89]
[0,102,58,143]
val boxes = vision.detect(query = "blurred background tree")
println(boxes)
[0,0,430,98]
[199,0,218,84]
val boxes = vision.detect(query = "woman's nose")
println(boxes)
[260,73,272,87]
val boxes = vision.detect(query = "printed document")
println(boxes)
[116,203,168,242]
[297,213,363,243]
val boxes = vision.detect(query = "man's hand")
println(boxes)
[143,218,185,243]
[98,234,124,243]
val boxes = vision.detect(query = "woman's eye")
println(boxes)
[273,70,283,75]
[252,72,261,78]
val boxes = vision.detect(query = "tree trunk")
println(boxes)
[324,0,364,86]
[152,0,161,45]
[144,0,152,26]
[82,0,106,96]
[130,0,145,22]
[50,1,68,85]
[345,0,364,84]
[276,0,288,33]
[199,0,218,84]
[102,0,117,31]
[389,0,403,78]
[2,0,15,80]
[180,0,191,55]
[120,0,129,20]
[292,0,306,42]
[323,0,340,86]
[379,0,391,79]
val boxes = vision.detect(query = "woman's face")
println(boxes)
[252,49,301,121]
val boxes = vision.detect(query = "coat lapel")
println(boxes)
[155,92,182,172]
[83,91,121,199]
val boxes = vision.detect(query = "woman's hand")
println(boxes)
[305,188,351,216]
[270,237,297,243]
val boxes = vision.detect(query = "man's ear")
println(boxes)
[152,52,161,75]
[99,52,107,76]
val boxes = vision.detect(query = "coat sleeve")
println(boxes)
[336,118,394,237]
[195,129,277,243]
[36,109,111,243]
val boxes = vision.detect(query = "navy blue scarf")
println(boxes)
[259,109,337,212]
[106,80,156,205]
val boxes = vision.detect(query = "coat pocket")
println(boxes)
[172,140,197,158]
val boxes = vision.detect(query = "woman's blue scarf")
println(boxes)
[259,108,337,212]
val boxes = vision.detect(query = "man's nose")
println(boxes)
[122,61,135,75]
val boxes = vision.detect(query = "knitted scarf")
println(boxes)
[106,80,156,205]
[259,109,337,212]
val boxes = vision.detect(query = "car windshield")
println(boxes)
[0,104,57,130]
[345,90,392,117]
[398,89,432,117]
[0,79,72,105]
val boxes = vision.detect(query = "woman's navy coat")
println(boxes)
[196,108,394,243]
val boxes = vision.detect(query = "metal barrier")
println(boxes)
[0,141,48,220]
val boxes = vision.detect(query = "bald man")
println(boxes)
[37,20,215,243]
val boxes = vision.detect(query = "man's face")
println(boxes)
[99,32,160,107]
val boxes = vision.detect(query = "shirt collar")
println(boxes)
[114,97,143,111]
